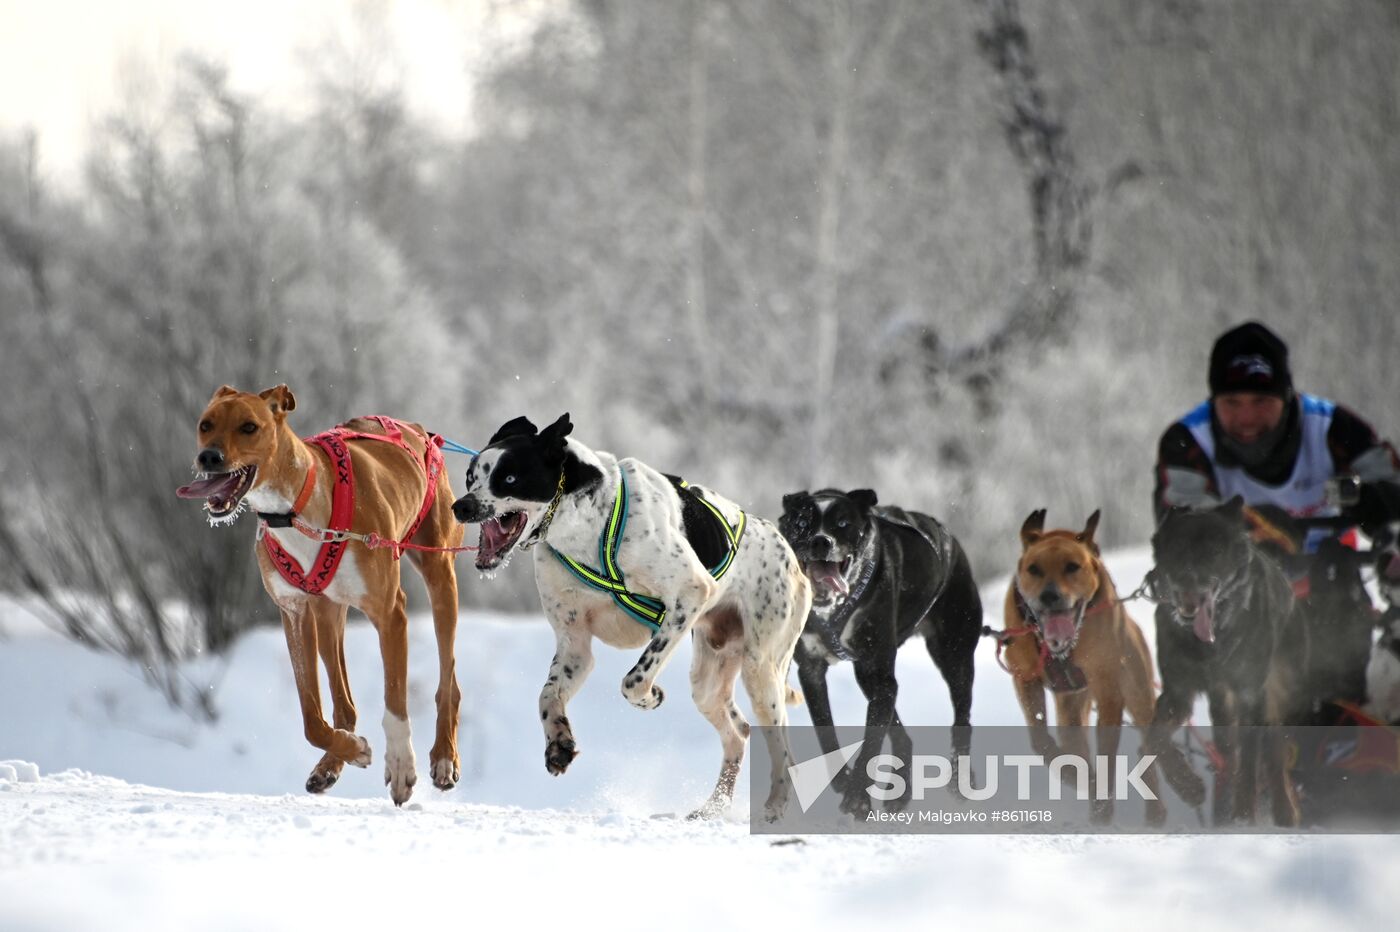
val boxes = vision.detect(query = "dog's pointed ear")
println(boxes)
[781,491,810,514]
[1076,509,1101,545]
[1020,509,1047,548]
[847,489,878,512]
[1217,495,1246,524]
[214,385,240,400]
[258,384,296,417]
[539,413,574,448]
[489,415,539,446]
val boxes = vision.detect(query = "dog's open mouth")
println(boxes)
[805,558,852,600]
[1174,589,1219,644]
[1037,603,1085,657]
[477,511,529,570]
[176,465,257,521]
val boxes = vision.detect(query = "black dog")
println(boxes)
[1146,497,1307,825]
[779,489,982,813]
[1364,521,1400,723]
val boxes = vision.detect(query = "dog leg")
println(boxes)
[307,601,356,794]
[841,659,900,818]
[687,630,748,820]
[368,587,417,806]
[1146,687,1207,808]
[1265,725,1301,827]
[1092,696,1125,825]
[1013,675,1058,759]
[795,644,845,783]
[1122,645,1167,825]
[742,652,795,821]
[539,620,595,776]
[1054,691,1095,811]
[280,601,372,788]
[1205,688,1240,825]
[924,561,980,732]
[621,575,716,710]
[412,551,462,791]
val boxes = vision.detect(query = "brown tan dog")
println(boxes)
[177,384,465,805]
[1000,510,1163,822]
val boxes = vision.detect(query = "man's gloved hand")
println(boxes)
[1243,503,1302,555]
[1351,482,1400,538]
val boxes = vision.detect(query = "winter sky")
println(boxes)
[0,0,525,180]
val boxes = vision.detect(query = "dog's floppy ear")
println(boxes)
[1020,509,1047,548]
[258,384,296,416]
[847,489,878,512]
[781,491,810,514]
[489,415,539,445]
[539,413,574,448]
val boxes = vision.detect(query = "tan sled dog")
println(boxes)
[999,510,1163,821]
[177,384,464,805]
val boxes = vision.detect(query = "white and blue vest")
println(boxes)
[1180,393,1341,552]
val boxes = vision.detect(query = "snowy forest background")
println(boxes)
[2,0,1398,712]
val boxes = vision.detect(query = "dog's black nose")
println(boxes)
[451,496,475,524]
[811,535,832,558]
[1040,584,1063,608]
[197,447,225,471]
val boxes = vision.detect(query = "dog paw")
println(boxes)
[305,767,340,795]
[686,798,729,821]
[762,788,791,823]
[839,787,873,820]
[623,680,665,710]
[384,764,417,807]
[346,735,372,768]
[430,757,460,791]
[1170,768,1207,808]
[545,737,578,776]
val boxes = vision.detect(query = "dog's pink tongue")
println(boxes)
[808,562,849,595]
[1193,597,1216,644]
[480,517,511,555]
[176,473,240,500]
[1042,611,1076,645]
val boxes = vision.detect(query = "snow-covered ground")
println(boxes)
[2,548,1396,930]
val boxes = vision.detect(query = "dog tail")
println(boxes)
[785,684,804,706]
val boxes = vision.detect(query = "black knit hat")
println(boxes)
[1209,321,1293,398]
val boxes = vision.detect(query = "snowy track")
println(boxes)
[2,549,1397,929]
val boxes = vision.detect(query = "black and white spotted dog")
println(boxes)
[1365,522,1400,724]
[450,414,810,819]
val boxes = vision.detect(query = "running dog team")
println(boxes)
[178,322,1400,825]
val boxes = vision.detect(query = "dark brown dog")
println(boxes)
[178,384,464,805]
[1001,510,1163,822]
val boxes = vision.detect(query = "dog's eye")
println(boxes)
[240,422,258,435]
[1065,562,1080,574]
[199,420,213,433]
[1027,564,1044,578]
[504,475,516,485]
[837,520,848,529]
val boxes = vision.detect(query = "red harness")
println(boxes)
[261,416,446,595]
[994,589,1116,690]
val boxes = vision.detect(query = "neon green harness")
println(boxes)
[550,473,745,631]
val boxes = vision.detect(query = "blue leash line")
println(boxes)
[438,437,480,457]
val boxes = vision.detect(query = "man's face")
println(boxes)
[1213,391,1285,445]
